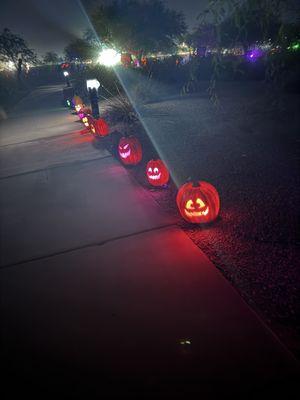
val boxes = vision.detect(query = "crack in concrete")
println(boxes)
[0,155,113,180]
[0,223,177,270]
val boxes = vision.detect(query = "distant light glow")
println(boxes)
[63,71,69,77]
[98,49,121,67]
[246,49,263,62]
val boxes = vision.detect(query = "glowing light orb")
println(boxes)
[246,49,263,62]
[98,49,121,67]
[63,71,69,77]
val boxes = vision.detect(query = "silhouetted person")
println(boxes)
[17,58,22,82]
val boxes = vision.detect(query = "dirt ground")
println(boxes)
[102,80,300,359]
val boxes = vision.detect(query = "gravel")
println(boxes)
[101,80,300,359]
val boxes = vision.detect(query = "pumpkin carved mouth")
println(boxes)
[148,167,162,181]
[119,149,131,158]
[119,144,131,158]
[184,198,209,218]
[148,173,162,180]
[184,207,209,218]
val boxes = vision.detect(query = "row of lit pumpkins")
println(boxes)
[71,99,220,224]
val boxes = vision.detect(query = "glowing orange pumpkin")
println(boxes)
[118,136,142,165]
[90,118,110,137]
[146,159,169,187]
[79,107,92,121]
[82,115,94,129]
[176,181,220,224]
[75,103,84,113]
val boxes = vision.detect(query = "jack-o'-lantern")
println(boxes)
[176,181,220,224]
[146,159,169,187]
[75,104,84,113]
[90,118,110,137]
[118,136,142,165]
[78,107,92,120]
[82,115,94,129]
[78,110,85,120]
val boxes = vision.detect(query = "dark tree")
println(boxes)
[43,51,60,64]
[64,38,96,62]
[90,0,186,54]
[0,28,37,75]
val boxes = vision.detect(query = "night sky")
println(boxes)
[0,0,209,56]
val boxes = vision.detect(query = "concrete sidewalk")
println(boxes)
[0,85,298,398]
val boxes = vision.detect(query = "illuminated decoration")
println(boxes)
[82,116,89,128]
[78,107,92,121]
[78,111,85,120]
[82,115,93,129]
[61,63,70,69]
[287,41,300,51]
[118,136,142,165]
[73,95,83,113]
[75,104,83,112]
[176,181,220,224]
[98,48,121,67]
[121,53,132,67]
[246,48,263,62]
[66,100,71,107]
[63,71,69,77]
[84,115,96,132]
[89,118,110,137]
[146,159,169,187]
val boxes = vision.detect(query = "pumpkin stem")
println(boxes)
[187,176,199,187]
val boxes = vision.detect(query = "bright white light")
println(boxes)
[98,48,121,67]
[86,79,100,90]
[63,71,69,77]
[7,61,15,71]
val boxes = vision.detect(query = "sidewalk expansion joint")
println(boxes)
[0,223,177,270]
[0,130,80,149]
[0,155,113,180]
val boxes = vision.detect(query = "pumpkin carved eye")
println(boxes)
[196,198,206,208]
[186,200,195,210]
[148,167,153,173]
[123,144,129,150]
[153,167,159,174]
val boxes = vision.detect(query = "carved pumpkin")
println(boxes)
[118,136,142,165]
[86,115,95,130]
[75,104,84,112]
[146,159,169,187]
[82,115,94,129]
[89,118,110,137]
[78,111,85,120]
[82,116,88,126]
[176,181,220,224]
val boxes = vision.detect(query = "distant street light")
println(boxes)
[86,79,100,119]
[98,48,121,67]
[63,70,70,87]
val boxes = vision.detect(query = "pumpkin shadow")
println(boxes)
[181,214,222,230]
